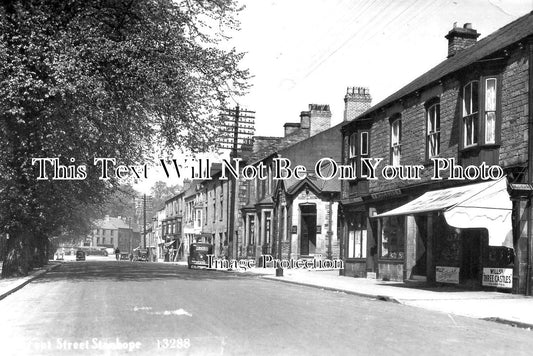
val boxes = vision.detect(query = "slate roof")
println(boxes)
[94,217,131,230]
[357,11,533,119]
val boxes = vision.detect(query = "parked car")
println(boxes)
[135,249,149,262]
[188,243,213,269]
[75,250,86,261]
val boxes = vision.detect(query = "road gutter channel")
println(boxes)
[0,263,62,301]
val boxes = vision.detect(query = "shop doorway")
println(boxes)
[300,204,317,256]
[413,216,428,277]
[460,229,485,288]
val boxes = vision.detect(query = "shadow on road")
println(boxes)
[32,261,252,284]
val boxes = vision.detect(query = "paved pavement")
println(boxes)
[229,266,533,329]
[0,262,62,301]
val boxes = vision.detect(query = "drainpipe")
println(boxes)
[522,39,533,295]
[327,194,333,260]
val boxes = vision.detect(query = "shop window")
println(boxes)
[390,117,401,166]
[380,216,405,259]
[347,215,367,259]
[426,102,440,158]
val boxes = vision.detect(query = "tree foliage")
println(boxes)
[150,181,182,212]
[0,0,249,277]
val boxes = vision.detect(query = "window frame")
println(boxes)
[483,77,497,145]
[426,100,441,159]
[390,116,402,166]
[348,132,357,174]
[460,73,501,150]
[347,130,371,178]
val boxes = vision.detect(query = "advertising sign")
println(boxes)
[482,268,513,288]
[436,266,459,284]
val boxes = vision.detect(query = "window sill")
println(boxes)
[377,258,404,264]
[423,156,442,167]
[459,143,500,153]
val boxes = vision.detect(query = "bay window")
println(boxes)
[348,132,357,172]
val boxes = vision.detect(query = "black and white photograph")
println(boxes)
[2,0,533,355]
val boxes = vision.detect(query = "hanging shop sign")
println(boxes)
[482,268,513,288]
[436,266,459,284]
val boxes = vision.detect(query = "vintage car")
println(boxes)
[75,250,86,261]
[134,249,149,262]
[187,243,213,269]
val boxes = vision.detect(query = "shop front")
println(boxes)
[372,178,514,290]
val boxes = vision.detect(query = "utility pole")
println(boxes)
[220,105,256,260]
[143,194,147,250]
[227,105,239,260]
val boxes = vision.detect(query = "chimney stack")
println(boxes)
[445,22,480,58]
[283,122,301,137]
[308,104,331,137]
[344,87,371,121]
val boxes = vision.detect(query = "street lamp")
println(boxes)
[276,197,286,277]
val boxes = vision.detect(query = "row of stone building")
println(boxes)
[157,13,533,295]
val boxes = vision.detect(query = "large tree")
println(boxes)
[0,0,249,277]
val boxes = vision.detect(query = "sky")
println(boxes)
[230,0,533,137]
[133,0,533,193]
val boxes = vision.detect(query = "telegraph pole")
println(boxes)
[220,105,255,260]
[227,105,239,259]
[143,194,147,250]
